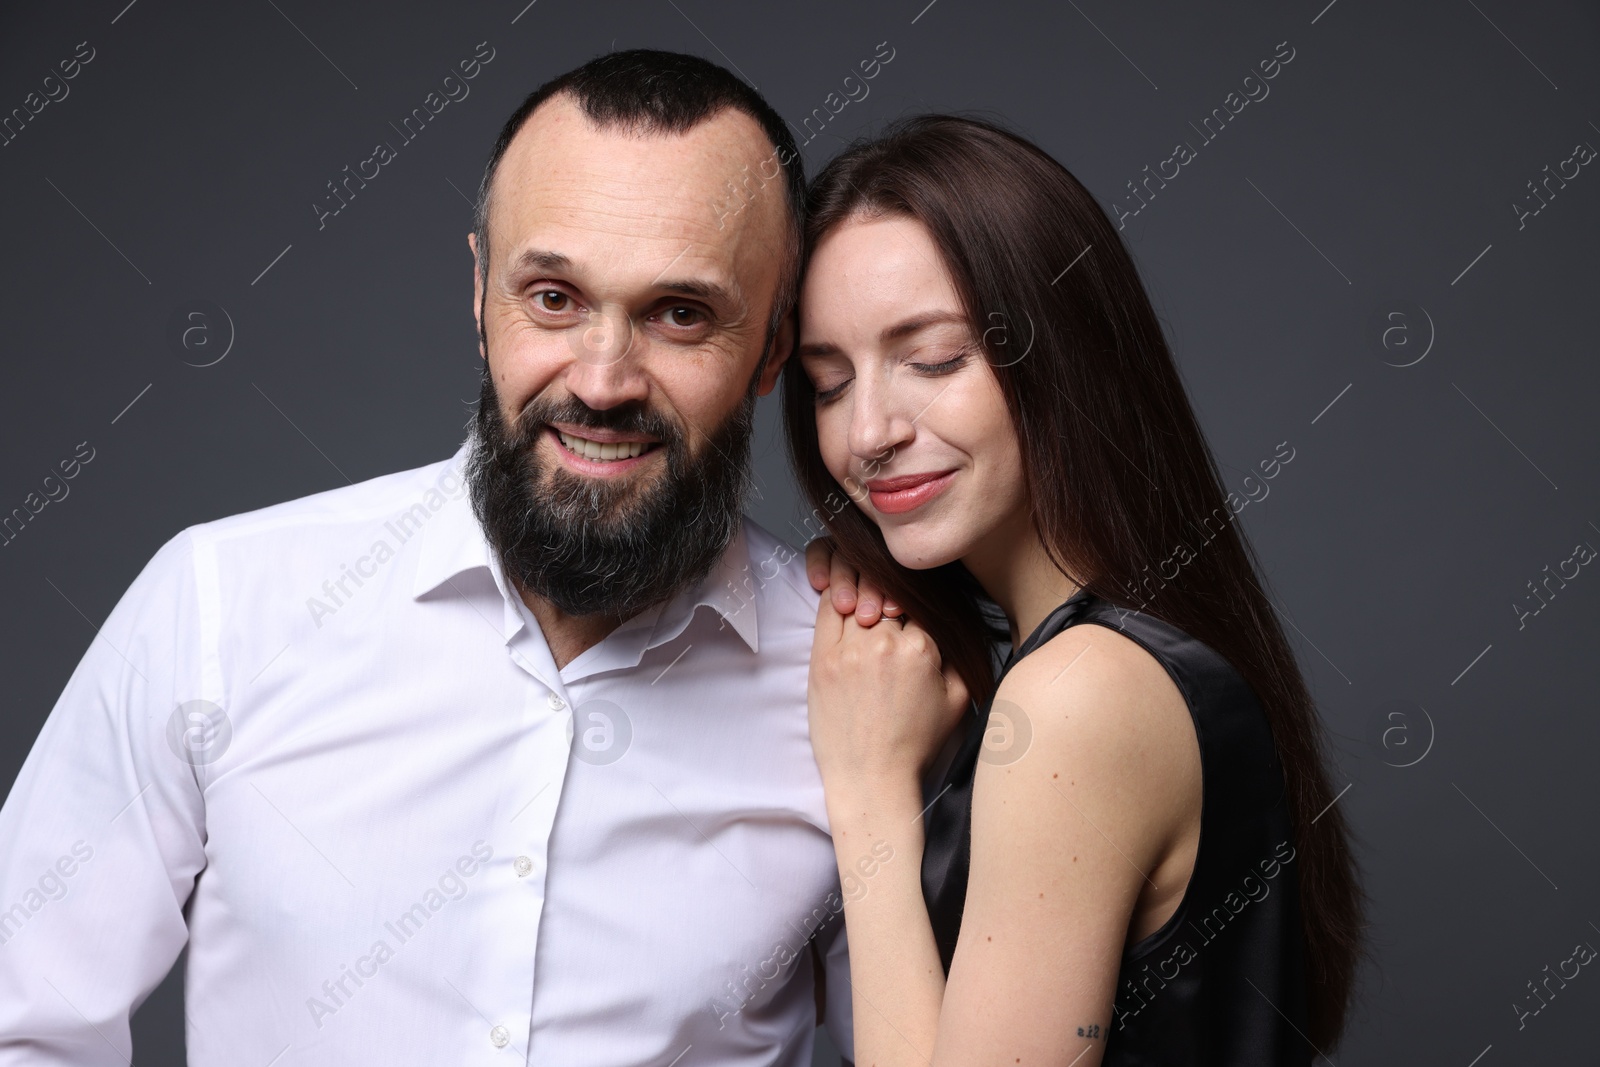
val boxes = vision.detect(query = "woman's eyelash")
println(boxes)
[814,379,850,403]
[911,348,973,375]
[915,342,972,375]
[813,346,973,403]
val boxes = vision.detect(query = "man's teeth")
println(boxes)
[556,431,651,462]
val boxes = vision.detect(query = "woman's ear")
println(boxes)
[756,311,796,397]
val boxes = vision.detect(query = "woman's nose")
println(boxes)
[848,379,914,463]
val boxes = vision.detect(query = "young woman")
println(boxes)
[784,115,1362,1065]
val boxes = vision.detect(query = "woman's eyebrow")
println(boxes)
[797,310,966,358]
[796,338,841,358]
[880,310,965,342]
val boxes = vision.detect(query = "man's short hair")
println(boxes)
[472,49,806,344]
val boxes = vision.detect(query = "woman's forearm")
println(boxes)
[827,782,948,1067]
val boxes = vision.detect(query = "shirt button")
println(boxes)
[490,1025,510,1048]
[547,692,566,711]
[514,855,533,877]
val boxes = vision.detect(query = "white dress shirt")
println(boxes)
[0,437,854,1066]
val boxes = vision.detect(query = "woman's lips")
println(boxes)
[865,470,957,515]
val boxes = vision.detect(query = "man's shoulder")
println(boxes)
[738,516,821,614]
[186,449,466,548]
[163,447,474,602]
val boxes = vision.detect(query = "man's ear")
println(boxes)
[756,310,796,397]
[468,232,485,361]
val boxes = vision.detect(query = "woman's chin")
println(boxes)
[881,529,967,572]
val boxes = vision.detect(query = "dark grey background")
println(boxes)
[2,0,1597,1063]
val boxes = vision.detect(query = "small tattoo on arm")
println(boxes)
[1076,1024,1103,1039]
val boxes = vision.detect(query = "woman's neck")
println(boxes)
[961,514,1081,648]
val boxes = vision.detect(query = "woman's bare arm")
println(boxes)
[815,619,1200,1067]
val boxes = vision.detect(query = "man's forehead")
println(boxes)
[490,95,785,242]
[484,97,788,311]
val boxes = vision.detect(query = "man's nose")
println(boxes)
[563,307,649,409]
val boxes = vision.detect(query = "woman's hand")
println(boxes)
[808,593,969,812]
[806,538,901,626]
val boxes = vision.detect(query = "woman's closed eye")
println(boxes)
[813,375,853,404]
[811,346,974,405]
[909,347,972,377]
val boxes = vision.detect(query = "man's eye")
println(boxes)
[535,290,570,312]
[663,306,703,327]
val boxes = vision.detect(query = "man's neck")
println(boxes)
[516,585,626,670]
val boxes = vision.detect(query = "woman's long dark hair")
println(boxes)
[783,114,1362,1048]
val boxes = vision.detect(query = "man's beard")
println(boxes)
[465,366,757,621]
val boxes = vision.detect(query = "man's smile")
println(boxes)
[546,426,663,474]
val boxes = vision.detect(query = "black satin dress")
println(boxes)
[920,591,1312,1064]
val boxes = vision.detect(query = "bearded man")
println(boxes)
[0,50,853,1067]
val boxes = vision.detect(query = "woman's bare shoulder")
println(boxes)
[979,621,1200,859]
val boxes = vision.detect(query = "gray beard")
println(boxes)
[465,365,756,620]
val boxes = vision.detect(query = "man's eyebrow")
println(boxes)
[655,276,741,312]
[504,248,743,314]
[796,310,967,358]
[507,247,573,276]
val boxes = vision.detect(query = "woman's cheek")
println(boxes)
[966,383,1027,512]
[818,409,853,486]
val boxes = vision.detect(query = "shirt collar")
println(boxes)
[411,437,760,655]
[644,521,760,654]
[410,438,488,602]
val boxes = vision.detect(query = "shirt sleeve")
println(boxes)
[818,912,855,1063]
[0,529,212,1064]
